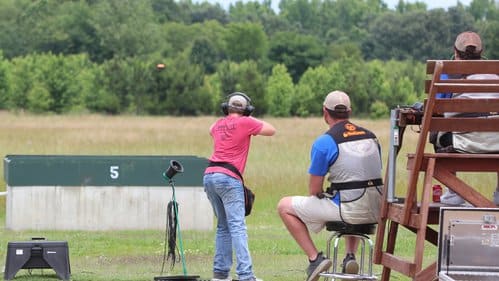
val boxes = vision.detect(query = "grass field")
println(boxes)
[0,112,496,281]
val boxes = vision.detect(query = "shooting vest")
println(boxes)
[445,74,499,153]
[325,121,383,224]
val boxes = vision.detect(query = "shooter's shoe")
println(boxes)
[306,252,332,281]
[342,253,359,274]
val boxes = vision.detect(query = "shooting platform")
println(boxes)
[374,60,499,281]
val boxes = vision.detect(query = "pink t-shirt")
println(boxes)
[205,115,264,180]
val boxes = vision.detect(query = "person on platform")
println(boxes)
[433,31,499,205]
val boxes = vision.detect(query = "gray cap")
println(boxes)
[228,95,248,109]
[323,91,351,112]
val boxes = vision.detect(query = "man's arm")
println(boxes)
[258,120,276,136]
[308,174,325,196]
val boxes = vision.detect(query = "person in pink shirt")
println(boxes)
[203,92,275,281]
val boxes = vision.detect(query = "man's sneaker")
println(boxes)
[440,189,465,205]
[494,191,499,205]
[342,253,359,274]
[306,252,332,281]
[212,278,231,281]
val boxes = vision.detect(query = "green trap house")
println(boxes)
[4,155,212,231]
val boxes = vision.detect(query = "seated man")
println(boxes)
[432,31,499,205]
[277,91,383,281]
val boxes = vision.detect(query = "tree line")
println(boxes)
[0,0,497,117]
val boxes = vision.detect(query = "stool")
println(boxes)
[319,222,377,280]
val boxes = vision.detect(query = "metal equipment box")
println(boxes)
[438,207,499,281]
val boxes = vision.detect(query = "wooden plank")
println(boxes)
[427,60,499,75]
[407,154,499,173]
[408,153,499,159]
[380,252,416,277]
[414,262,437,281]
[414,158,435,271]
[425,79,499,93]
[425,226,439,246]
[433,166,496,208]
[428,117,499,132]
[433,99,499,113]
[432,83,499,93]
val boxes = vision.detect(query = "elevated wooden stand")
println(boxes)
[373,60,499,281]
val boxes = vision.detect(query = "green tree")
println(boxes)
[215,60,266,115]
[268,31,326,83]
[156,54,208,115]
[319,0,385,45]
[27,83,52,113]
[235,60,267,115]
[266,64,294,117]
[295,64,347,117]
[5,56,34,111]
[150,0,191,23]
[480,19,499,59]
[92,0,161,60]
[468,0,496,21]
[0,0,31,58]
[362,9,474,61]
[370,100,389,119]
[216,60,241,100]
[224,22,268,63]
[162,21,226,59]
[377,60,424,110]
[190,2,229,23]
[228,0,290,36]
[199,74,223,115]
[0,52,9,109]
[98,57,164,114]
[279,0,321,33]
[5,53,93,113]
[85,65,121,114]
[189,37,222,74]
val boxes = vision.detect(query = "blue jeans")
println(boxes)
[203,173,254,281]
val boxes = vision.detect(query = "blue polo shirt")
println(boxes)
[437,73,452,99]
[308,134,340,204]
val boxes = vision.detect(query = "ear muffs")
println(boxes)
[221,92,255,116]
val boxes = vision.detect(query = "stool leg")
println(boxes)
[358,235,366,275]
[366,235,375,277]
[332,234,341,274]
[353,233,376,278]
[321,232,377,280]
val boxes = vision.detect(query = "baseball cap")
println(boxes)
[228,94,248,109]
[323,90,351,112]
[454,31,482,53]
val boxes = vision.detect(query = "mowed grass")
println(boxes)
[0,112,496,281]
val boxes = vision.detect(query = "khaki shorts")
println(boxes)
[292,196,341,233]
